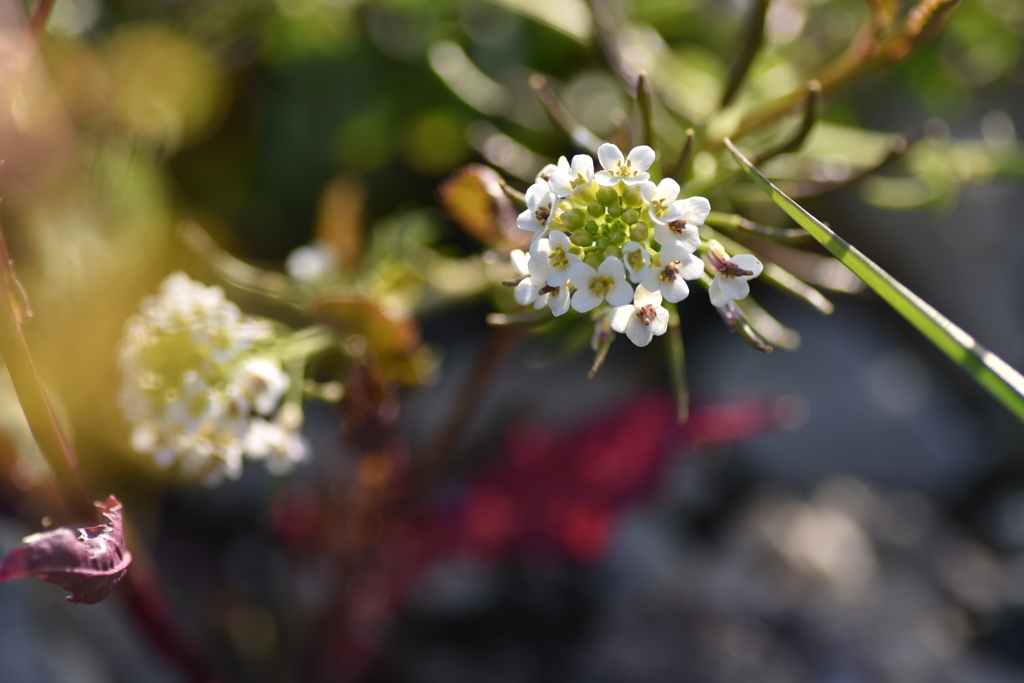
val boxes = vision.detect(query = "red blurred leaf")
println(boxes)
[0,495,132,604]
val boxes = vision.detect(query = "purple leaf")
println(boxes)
[0,496,133,604]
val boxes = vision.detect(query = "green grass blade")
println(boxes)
[725,138,1024,423]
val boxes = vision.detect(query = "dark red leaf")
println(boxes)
[0,496,132,604]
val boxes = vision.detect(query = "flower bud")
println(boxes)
[587,201,605,218]
[596,186,618,206]
[585,220,601,236]
[561,208,586,229]
[630,221,650,242]
[583,252,603,269]
[622,186,644,208]
[621,208,639,225]
[606,204,624,218]
[570,229,592,246]
[609,230,627,246]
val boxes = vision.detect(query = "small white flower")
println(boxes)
[516,181,556,235]
[621,242,651,284]
[640,179,683,225]
[706,241,764,306]
[549,154,595,198]
[234,357,290,415]
[510,249,531,277]
[653,196,710,252]
[244,404,309,475]
[514,257,550,308]
[642,242,703,303]
[595,143,655,187]
[286,243,337,283]
[530,231,580,287]
[568,257,634,313]
[545,285,571,317]
[610,285,670,347]
[535,156,569,184]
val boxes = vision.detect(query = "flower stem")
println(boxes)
[0,220,93,521]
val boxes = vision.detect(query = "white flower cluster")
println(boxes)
[118,272,309,485]
[511,143,763,347]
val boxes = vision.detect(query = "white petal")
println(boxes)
[641,267,661,292]
[708,276,729,307]
[568,262,596,288]
[660,277,689,303]
[659,241,689,263]
[527,258,548,280]
[546,267,568,288]
[653,222,676,247]
[597,256,626,280]
[626,145,656,172]
[719,276,751,301]
[549,230,572,251]
[731,253,764,279]
[624,318,655,347]
[571,154,594,178]
[621,173,651,186]
[515,278,540,305]
[533,293,549,309]
[681,196,711,225]
[529,238,551,262]
[633,284,662,307]
[594,170,620,187]
[677,225,702,253]
[640,180,658,203]
[525,181,550,209]
[572,288,602,313]
[549,287,571,316]
[649,307,670,337]
[656,178,680,202]
[549,172,574,197]
[679,252,705,280]
[597,143,624,170]
[510,249,530,276]
[606,279,634,307]
[610,305,633,333]
[517,208,542,232]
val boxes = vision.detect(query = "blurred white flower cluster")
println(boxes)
[510,143,763,347]
[118,272,309,485]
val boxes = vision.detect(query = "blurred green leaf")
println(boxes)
[727,139,1024,423]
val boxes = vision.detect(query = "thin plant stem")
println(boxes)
[666,129,695,185]
[417,327,521,478]
[720,0,770,108]
[755,80,822,164]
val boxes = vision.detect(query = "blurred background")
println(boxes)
[1,0,1024,681]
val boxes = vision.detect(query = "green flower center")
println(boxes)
[626,249,647,273]
[589,275,615,298]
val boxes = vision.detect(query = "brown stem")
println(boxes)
[720,0,960,146]
[416,327,520,478]
[28,0,57,41]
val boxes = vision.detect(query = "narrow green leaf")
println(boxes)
[725,138,1024,423]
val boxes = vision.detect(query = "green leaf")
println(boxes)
[725,138,1024,423]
